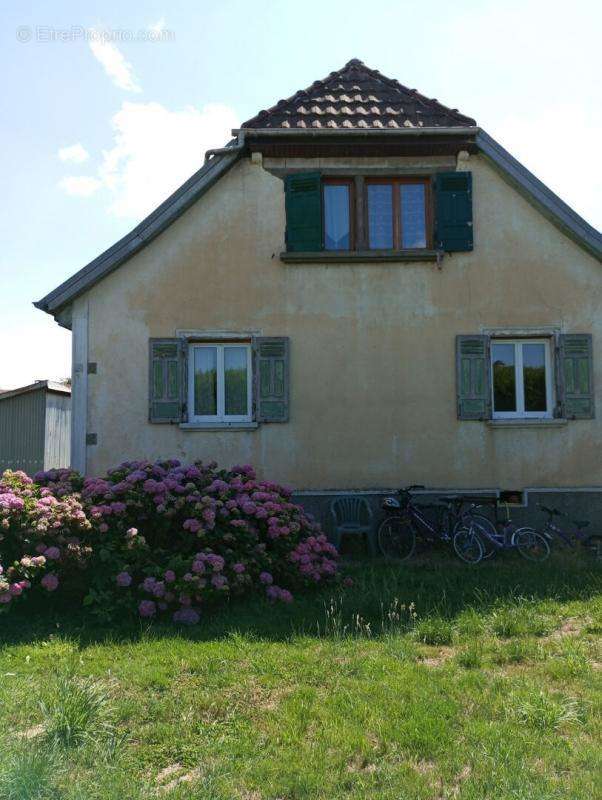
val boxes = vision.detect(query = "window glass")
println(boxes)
[492,342,516,412]
[367,184,393,248]
[523,343,547,412]
[400,184,427,248]
[324,184,350,250]
[194,347,217,416]
[224,346,248,416]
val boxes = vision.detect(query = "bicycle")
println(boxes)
[460,501,551,565]
[377,487,497,563]
[535,503,602,561]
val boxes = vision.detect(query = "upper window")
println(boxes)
[323,180,352,250]
[366,178,428,250]
[188,343,252,423]
[491,339,553,419]
[322,177,429,252]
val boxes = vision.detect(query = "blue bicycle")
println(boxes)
[462,501,551,564]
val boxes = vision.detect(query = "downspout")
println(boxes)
[204,130,246,163]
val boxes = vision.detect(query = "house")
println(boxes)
[0,381,71,474]
[34,59,602,524]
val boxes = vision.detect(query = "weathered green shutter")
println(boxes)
[149,338,185,423]
[558,334,594,419]
[253,337,290,422]
[456,335,491,420]
[284,172,322,252]
[435,172,473,252]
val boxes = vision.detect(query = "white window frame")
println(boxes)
[491,338,553,420]
[188,343,253,424]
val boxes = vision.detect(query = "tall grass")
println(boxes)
[40,671,119,754]
[0,745,57,800]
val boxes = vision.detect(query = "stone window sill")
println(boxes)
[179,422,259,431]
[280,249,439,264]
[486,418,567,429]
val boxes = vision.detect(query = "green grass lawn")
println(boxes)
[1,554,600,799]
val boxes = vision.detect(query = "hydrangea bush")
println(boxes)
[0,461,338,624]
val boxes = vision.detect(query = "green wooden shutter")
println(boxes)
[435,171,473,252]
[456,335,491,420]
[284,172,322,252]
[253,337,290,422]
[558,334,594,419]
[149,338,185,423]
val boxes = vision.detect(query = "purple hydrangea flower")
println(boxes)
[138,600,156,618]
[41,573,59,592]
[173,607,200,625]
[116,571,132,587]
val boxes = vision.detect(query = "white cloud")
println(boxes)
[58,101,239,219]
[58,176,102,197]
[58,143,90,164]
[149,17,166,34]
[88,29,141,92]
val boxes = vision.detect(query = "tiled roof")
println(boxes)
[242,59,476,130]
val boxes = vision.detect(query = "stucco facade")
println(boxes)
[70,151,600,493]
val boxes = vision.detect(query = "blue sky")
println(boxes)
[1,0,600,388]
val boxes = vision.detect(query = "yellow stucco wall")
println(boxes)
[82,154,601,489]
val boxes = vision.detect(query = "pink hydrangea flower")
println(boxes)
[44,546,61,560]
[232,563,245,574]
[164,570,176,583]
[259,571,273,585]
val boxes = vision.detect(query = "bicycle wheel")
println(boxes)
[377,516,416,561]
[453,525,484,564]
[582,534,602,562]
[514,528,550,562]
[455,514,499,559]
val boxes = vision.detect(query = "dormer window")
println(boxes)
[283,170,472,258]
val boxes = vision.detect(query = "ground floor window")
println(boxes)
[188,343,252,423]
[491,339,553,418]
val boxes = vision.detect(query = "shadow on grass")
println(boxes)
[1,552,600,648]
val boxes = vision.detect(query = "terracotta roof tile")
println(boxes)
[242,59,476,130]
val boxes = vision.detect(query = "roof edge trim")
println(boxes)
[0,381,71,402]
[477,130,601,261]
[34,146,243,317]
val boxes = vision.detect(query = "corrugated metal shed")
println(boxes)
[0,381,71,474]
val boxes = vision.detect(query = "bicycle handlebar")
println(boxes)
[398,485,425,494]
